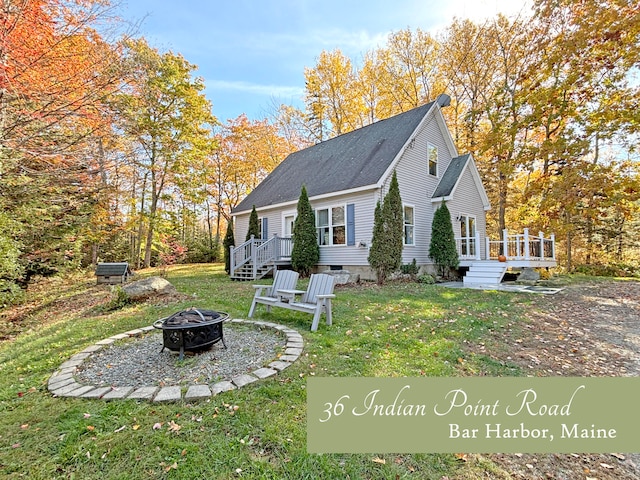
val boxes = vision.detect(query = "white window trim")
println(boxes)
[316,204,347,247]
[403,203,415,246]
[427,142,438,177]
[282,210,296,237]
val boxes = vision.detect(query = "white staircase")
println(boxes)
[463,261,508,286]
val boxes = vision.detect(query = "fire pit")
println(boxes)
[153,308,228,360]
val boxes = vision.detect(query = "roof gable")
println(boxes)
[233,101,436,213]
[431,154,491,210]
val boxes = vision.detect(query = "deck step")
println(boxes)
[230,264,275,281]
[463,261,508,286]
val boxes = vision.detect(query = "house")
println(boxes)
[230,95,555,283]
[95,262,132,285]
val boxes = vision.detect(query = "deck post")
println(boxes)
[551,233,556,260]
[502,229,508,257]
[485,237,490,260]
[250,235,257,279]
[524,228,530,260]
[474,231,481,260]
[229,245,236,276]
[539,231,545,260]
[273,233,280,261]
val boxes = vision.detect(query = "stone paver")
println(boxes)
[51,382,85,396]
[284,347,303,356]
[48,319,304,402]
[82,386,113,399]
[252,367,277,379]
[268,360,292,371]
[279,354,299,362]
[63,385,96,397]
[211,380,236,395]
[185,385,211,401]
[232,373,258,388]
[128,387,159,400]
[102,387,134,400]
[153,386,182,402]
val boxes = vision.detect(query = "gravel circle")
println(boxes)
[75,323,285,388]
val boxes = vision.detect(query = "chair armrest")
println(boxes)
[252,285,271,295]
[316,294,336,299]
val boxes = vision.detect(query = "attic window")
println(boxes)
[428,143,438,176]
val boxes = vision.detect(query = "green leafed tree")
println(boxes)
[429,202,459,278]
[115,38,216,268]
[223,218,235,274]
[291,185,319,277]
[246,205,261,241]
[368,171,404,284]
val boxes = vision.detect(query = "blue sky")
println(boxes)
[120,0,531,124]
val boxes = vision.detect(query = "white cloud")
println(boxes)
[206,79,304,98]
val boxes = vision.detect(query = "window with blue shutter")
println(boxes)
[347,203,355,246]
[261,217,268,240]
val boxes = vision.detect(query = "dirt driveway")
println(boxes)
[467,280,640,480]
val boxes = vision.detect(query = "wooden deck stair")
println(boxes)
[463,261,508,286]
[230,263,274,281]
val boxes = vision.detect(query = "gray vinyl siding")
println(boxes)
[233,191,377,267]
[312,191,376,267]
[382,113,456,266]
[440,166,488,259]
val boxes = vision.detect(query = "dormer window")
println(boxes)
[428,142,438,176]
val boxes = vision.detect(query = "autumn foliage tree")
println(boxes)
[1,0,126,287]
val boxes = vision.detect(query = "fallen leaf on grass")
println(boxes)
[86,425,95,432]
[372,457,386,464]
[132,425,140,431]
[20,424,29,430]
[168,421,182,433]
[83,413,91,419]
[114,425,126,433]
[152,422,163,430]
[164,462,178,472]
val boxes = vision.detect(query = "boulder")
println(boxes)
[516,268,540,284]
[322,269,360,285]
[122,276,177,300]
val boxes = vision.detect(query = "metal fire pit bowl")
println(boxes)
[153,308,229,360]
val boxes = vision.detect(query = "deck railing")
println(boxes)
[229,235,293,278]
[485,229,555,262]
[455,231,482,260]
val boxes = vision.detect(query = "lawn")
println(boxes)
[0,264,536,479]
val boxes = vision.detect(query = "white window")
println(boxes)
[316,206,346,246]
[428,143,438,176]
[403,205,415,245]
[459,214,476,257]
[284,214,295,237]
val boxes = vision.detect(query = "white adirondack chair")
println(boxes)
[248,269,299,318]
[277,273,335,331]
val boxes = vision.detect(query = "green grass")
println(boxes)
[0,264,536,479]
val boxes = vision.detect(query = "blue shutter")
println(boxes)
[346,203,355,246]
[261,217,268,240]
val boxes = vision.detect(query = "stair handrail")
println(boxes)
[253,236,277,278]
[230,236,261,277]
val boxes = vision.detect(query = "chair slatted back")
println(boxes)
[301,274,335,305]
[268,270,299,297]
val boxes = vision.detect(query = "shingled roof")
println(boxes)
[432,154,470,199]
[233,100,437,213]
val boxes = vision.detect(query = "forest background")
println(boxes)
[1,0,639,305]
